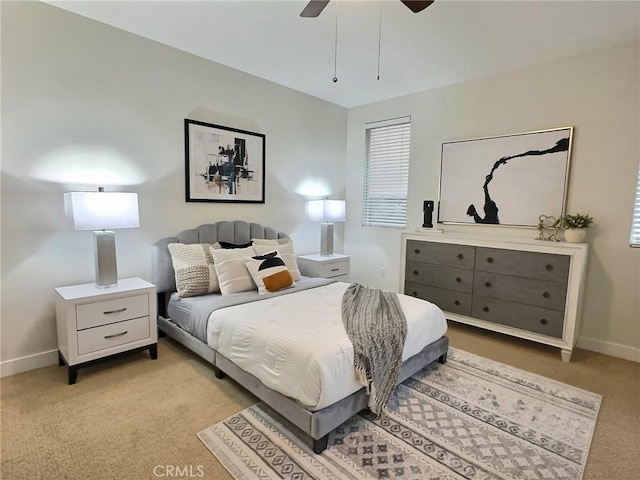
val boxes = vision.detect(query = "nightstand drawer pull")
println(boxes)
[542,292,550,298]
[486,257,494,264]
[103,307,127,315]
[413,270,419,275]
[545,264,553,271]
[455,277,462,283]
[104,330,128,339]
[484,282,492,288]
[414,248,420,254]
[454,300,461,306]
[483,306,490,312]
[540,318,548,325]
[456,253,464,260]
[330,268,340,272]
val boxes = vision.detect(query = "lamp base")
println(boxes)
[94,231,118,288]
[320,223,334,256]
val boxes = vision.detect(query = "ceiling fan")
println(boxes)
[300,0,434,18]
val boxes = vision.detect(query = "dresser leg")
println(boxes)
[68,366,78,385]
[58,350,65,367]
[149,343,158,360]
[560,349,572,363]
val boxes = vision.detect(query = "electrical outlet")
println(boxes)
[380,267,387,277]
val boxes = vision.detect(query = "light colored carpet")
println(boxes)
[1,323,638,480]
[198,348,601,480]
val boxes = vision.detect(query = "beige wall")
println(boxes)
[0,2,347,372]
[345,41,640,361]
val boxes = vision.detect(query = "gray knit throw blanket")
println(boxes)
[341,283,408,416]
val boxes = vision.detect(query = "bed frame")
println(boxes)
[152,220,449,453]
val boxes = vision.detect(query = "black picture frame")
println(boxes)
[438,127,573,227]
[184,119,265,203]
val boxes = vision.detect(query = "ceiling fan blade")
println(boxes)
[400,0,435,14]
[300,0,331,18]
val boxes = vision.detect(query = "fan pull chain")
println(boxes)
[333,0,339,82]
[377,0,383,80]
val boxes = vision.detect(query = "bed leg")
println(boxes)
[213,367,225,379]
[312,434,329,454]
[438,352,448,364]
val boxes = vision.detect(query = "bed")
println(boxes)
[152,220,449,453]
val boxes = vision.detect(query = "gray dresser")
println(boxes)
[401,233,588,361]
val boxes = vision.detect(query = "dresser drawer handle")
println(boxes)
[103,307,127,315]
[540,318,548,325]
[456,253,464,260]
[104,330,128,339]
[486,257,494,264]
[483,306,490,312]
[330,268,340,272]
[414,248,420,254]
[484,282,492,288]
[542,291,550,298]
[413,270,419,275]
[455,277,462,283]
[454,300,460,306]
[545,264,553,271]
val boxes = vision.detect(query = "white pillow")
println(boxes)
[167,243,219,298]
[251,238,301,281]
[244,251,294,295]
[211,246,257,295]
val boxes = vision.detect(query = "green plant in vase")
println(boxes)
[561,213,593,242]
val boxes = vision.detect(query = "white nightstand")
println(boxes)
[297,253,350,281]
[55,277,158,384]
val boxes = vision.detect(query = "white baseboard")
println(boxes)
[577,335,640,363]
[0,349,58,378]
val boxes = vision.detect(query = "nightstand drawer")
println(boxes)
[76,294,149,330]
[77,316,151,355]
[318,260,349,278]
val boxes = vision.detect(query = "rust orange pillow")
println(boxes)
[244,251,295,294]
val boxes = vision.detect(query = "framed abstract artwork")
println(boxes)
[184,119,265,203]
[437,127,573,227]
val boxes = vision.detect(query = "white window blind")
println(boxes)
[630,169,640,247]
[363,120,411,227]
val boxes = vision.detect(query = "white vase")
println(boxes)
[564,228,587,243]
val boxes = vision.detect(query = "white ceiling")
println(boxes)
[46,0,640,108]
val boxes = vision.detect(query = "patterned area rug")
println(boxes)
[198,348,601,480]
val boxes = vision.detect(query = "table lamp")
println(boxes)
[64,187,140,288]
[307,199,346,256]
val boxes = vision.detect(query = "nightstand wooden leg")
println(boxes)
[149,343,158,360]
[68,366,78,385]
[58,350,65,367]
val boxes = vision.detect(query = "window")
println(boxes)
[631,169,640,247]
[363,118,411,227]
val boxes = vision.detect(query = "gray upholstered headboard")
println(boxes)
[152,220,289,297]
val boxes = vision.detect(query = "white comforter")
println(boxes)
[206,282,447,411]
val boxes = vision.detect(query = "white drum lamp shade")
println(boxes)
[307,199,346,256]
[64,189,140,288]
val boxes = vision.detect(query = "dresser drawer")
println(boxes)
[317,260,349,278]
[76,294,149,330]
[471,295,564,338]
[473,272,568,311]
[475,247,570,282]
[77,316,151,355]
[405,282,472,316]
[406,240,475,269]
[405,261,473,292]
